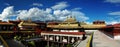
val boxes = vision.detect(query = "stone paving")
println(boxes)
[93,30,120,47]
[77,36,90,47]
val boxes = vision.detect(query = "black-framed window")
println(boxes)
[9,26,14,31]
[2,26,7,31]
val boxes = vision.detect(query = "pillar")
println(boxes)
[71,37,74,43]
[56,36,59,42]
[54,35,55,42]
[47,35,49,47]
[68,36,70,43]
[60,36,62,42]
[45,35,47,40]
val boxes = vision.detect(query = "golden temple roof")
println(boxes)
[64,16,77,23]
[18,18,38,26]
[18,21,38,26]
[48,26,83,29]
[47,16,81,28]
[0,22,15,25]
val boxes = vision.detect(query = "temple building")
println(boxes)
[41,16,86,47]
[47,16,80,28]
[93,20,105,25]
[81,20,106,29]
[8,17,22,25]
[102,23,120,40]
[0,20,17,38]
[18,18,39,35]
[0,21,16,32]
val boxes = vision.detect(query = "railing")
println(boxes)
[86,32,94,47]
[0,35,9,47]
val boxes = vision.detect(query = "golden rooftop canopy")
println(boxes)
[49,26,82,28]
[18,20,38,26]
[64,16,77,23]
[0,22,15,25]
[47,16,81,28]
[18,18,38,26]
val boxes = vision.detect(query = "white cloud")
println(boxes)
[72,8,82,11]
[17,8,89,21]
[53,10,71,16]
[53,9,89,21]
[86,22,92,24]
[53,9,71,20]
[4,3,10,6]
[51,2,69,10]
[17,7,88,21]
[53,10,70,16]
[0,2,89,22]
[107,11,120,25]
[0,6,15,21]
[54,10,62,16]
[71,11,89,21]
[108,11,120,16]
[106,21,120,25]
[17,7,54,21]
[32,3,43,7]
[105,0,120,3]
[110,21,119,24]
[45,8,52,13]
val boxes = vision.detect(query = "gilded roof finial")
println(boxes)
[70,16,72,18]
[28,17,31,22]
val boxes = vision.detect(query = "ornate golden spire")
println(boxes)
[28,17,31,22]
[64,15,77,22]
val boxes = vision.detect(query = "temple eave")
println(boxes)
[41,31,85,35]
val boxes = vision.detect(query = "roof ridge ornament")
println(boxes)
[28,17,31,22]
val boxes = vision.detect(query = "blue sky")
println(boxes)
[0,0,120,24]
